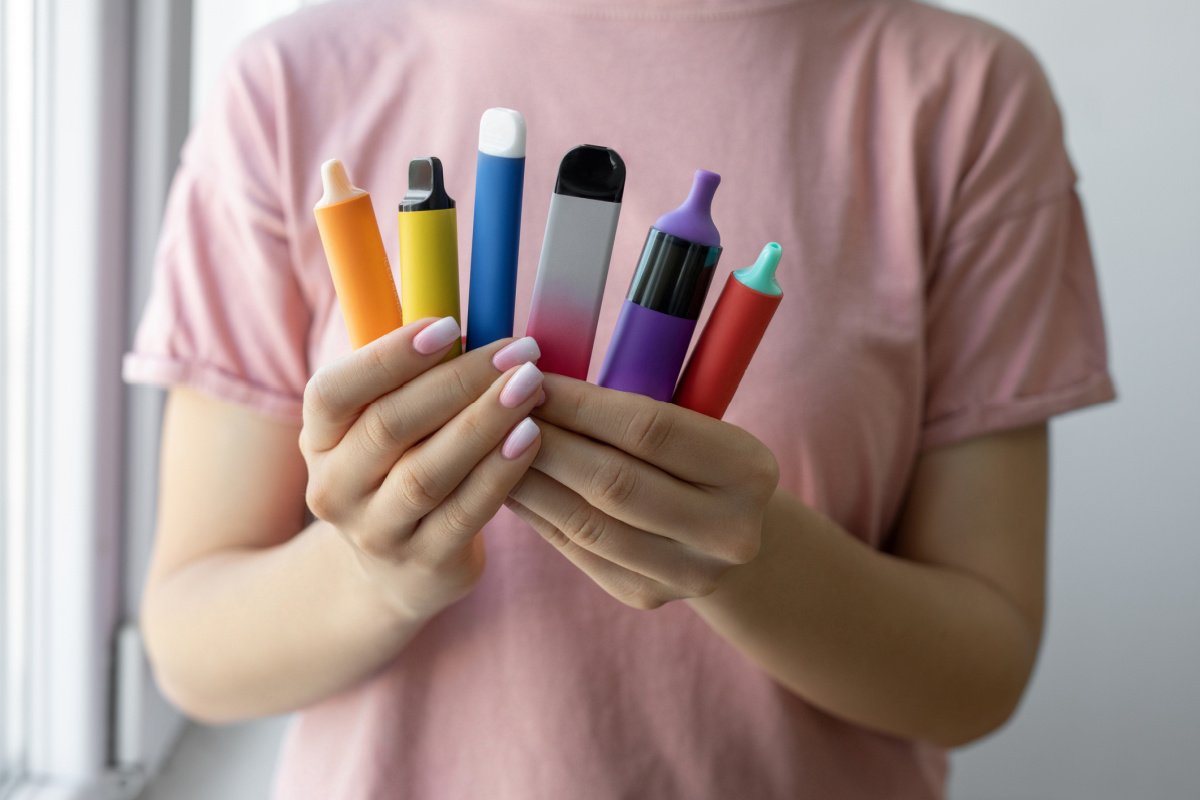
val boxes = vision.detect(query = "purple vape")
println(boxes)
[597,170,722,401]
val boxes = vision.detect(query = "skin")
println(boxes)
[142,322,1046,748]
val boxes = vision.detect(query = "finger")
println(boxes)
[302,316,460,453]
[369,361,545,534]
[407,418,541,565]
[332,335,541,493]
[508,469,724,598]
[532,373,761,486]
[531,421,723,550]
[504,497,683,610]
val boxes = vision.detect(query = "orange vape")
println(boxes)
[314,158,404,349]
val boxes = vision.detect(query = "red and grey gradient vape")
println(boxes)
[525,145,625,380]
[674,242,783,419]
[597,170,722,401]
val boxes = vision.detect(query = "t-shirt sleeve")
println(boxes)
[920,32,1115,450]
[122,34,311,422]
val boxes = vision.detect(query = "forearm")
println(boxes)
[142,517,423,723]
[687,487,1040,747]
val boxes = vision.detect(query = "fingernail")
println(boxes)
[502,418,540,460]
[499,362,544,408]
[492,336,541,372]
[535,389,546,408]
[413,316,460,354]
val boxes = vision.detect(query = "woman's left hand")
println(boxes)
[506,373,780,609]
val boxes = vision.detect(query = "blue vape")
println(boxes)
[465,107,526,350]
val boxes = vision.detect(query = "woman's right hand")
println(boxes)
[299,316,544,624]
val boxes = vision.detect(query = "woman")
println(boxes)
[125,0,1115,796]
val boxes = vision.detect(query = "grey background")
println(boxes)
[140,0,1200,798]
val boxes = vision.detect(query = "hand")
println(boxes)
[300,317,545,623]
[505,374,780,609]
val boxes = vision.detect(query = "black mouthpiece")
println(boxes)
[400,157,455,212]
[554,145,625,203]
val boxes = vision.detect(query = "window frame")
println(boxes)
[17,0,134,792]
[1,1,191,797]
[114,0,194,776]
[2,0,38,792]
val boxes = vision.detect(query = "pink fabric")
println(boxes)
[124,0,1115,797]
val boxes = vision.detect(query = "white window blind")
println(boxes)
[4,3,323,797]
[2,0,36,793]
[0,1,188,797]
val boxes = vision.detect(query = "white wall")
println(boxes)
[142,1,1200,799]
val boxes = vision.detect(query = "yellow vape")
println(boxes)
[399,157,462,359]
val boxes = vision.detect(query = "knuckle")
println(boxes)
[393,462,443,515]
[542,525,572,550]
[563,381,588,427]
[297,426,316,459]
[309,367,359,422]
[561,503,608,549]
[739,438,780,493]
[478,467,524,510]
[729,526,763,564]
[304,480,334,521]
[455,407,496,452]
[619,582,667,611]
[430,543,486,587]
[624,405,675,455]
[754,447,781,493]
[302,371,334,423]
[404,531,478,580]
[359,406,404,457]
[363,338,392,376]
[589,456,638,511]
[444,363,478,406]
[459,547,487,585]
[713,515,762,564]
[438,493,478,537]
[304,465,345,522]
[679,563,723,599]
[347,527,397,563]
[359,338,408,393]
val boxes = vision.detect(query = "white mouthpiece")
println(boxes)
[478,108,526,159]
[316,158,367,208]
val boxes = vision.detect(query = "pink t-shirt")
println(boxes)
[125,0,1115,797]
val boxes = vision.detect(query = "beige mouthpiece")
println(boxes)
[316,158,367,208]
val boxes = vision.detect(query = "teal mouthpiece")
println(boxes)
[733,242,782,296]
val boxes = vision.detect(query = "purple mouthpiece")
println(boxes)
[653,169,721,247]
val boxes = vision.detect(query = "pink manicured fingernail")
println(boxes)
[499,362,543,408]
[492,336,541,372]
[535,389,546,407]
[502,418,540,460]
[412,316,460,354]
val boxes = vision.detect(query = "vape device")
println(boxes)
[597,170,722,401]
[466,108,526,351]
[313,158,403,349]
[674,242,783,419]
[398,157,462,360]
[524,145,625,380]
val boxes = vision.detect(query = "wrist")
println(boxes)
[324,518,482,634]
[318,519,441,631]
